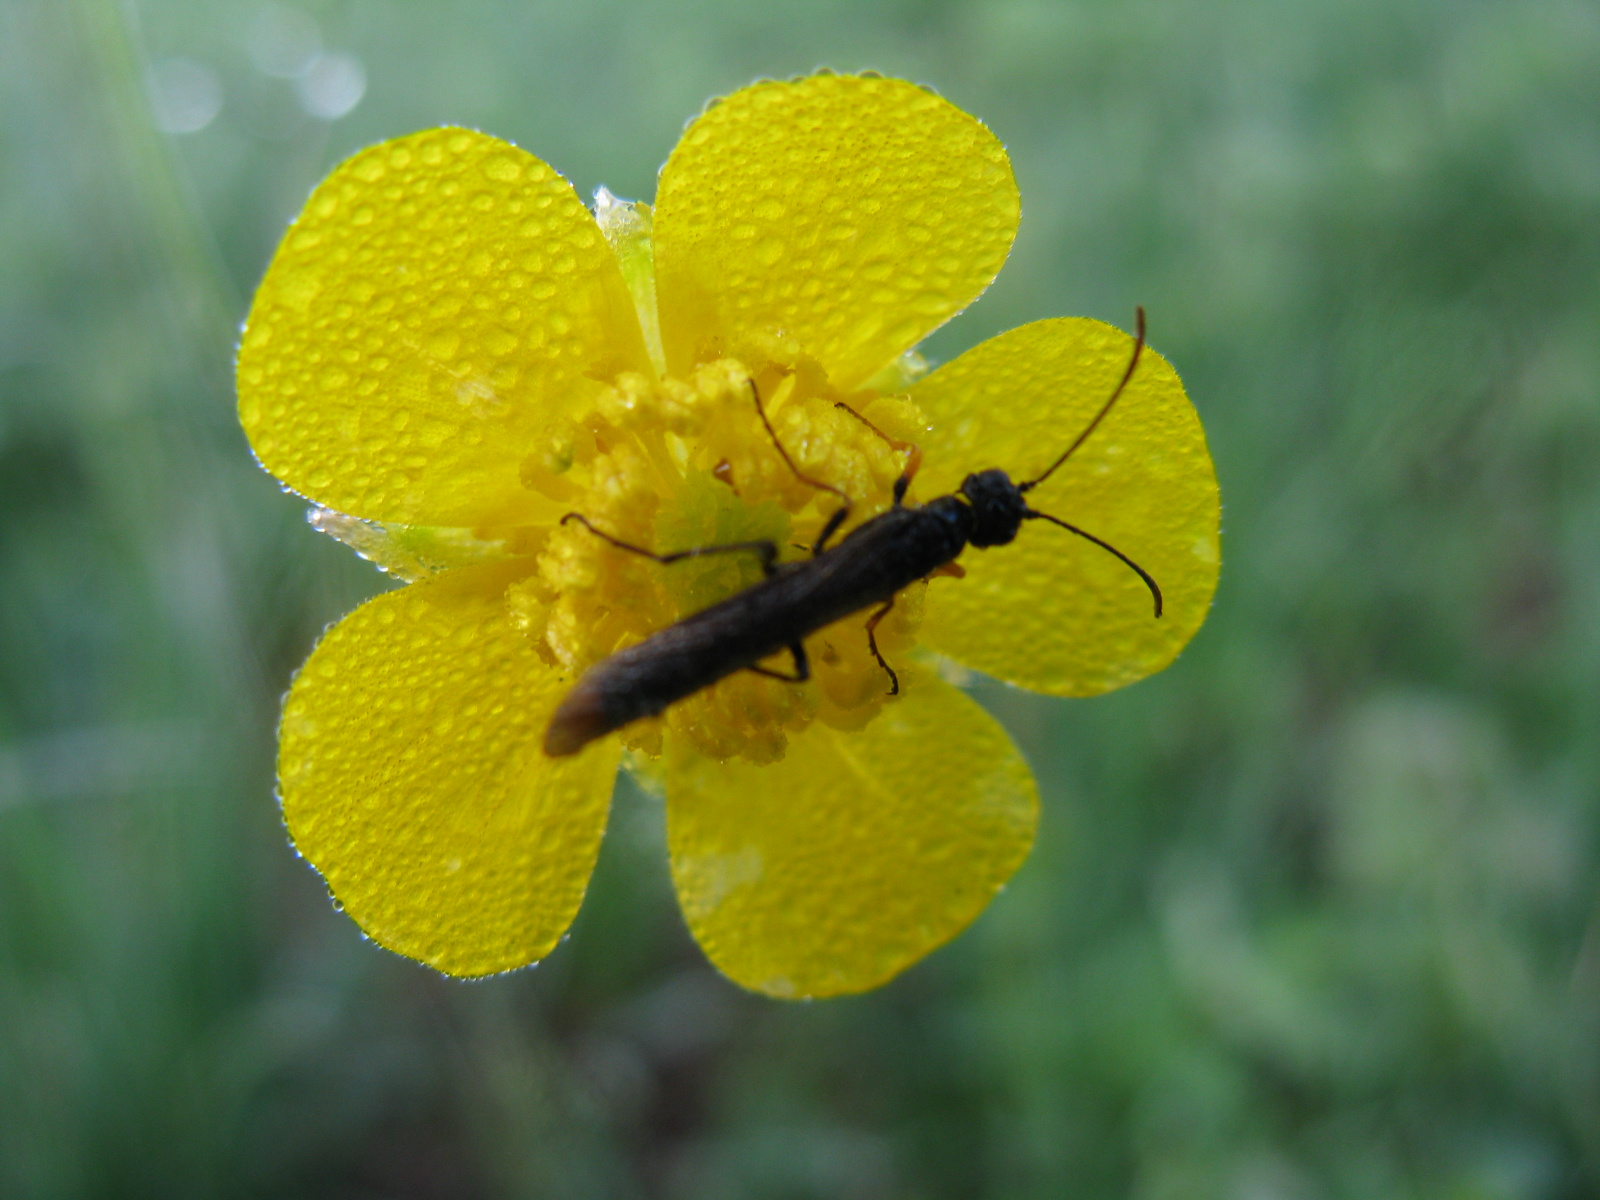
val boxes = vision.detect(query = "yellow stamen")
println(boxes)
[511,358,927,764]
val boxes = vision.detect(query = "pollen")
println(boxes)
[510,358,928,764]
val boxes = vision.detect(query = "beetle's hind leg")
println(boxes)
[561,512,779,576]
[864,597,900,695]
[747,642,810,683]
[833,401,923,506]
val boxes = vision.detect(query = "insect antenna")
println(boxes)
[1018,306,1147,495]
[1023,509,1163,618]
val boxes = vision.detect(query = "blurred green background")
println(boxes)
[4,0,1600,1195]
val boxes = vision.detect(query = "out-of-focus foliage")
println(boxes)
[2,0,1598,1195]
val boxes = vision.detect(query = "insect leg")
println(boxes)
[561,513,779,576]
[747,642,810,683]
[749,380,852,555]
[834,401,922,506]
[864,597,900,695]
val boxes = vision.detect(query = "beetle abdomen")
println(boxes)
[543,501,972,756]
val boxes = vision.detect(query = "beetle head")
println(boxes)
[959,469,1027,547]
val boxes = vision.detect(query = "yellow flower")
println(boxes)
[237,74,1219,998]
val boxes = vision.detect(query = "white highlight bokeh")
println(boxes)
[147,58,223,135]
[296,53,367,120]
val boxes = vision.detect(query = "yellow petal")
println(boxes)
[279,560,621,976]
[239,129,650,527]
[654,74,1019,389]
[912,318,1220,696]
[665,673,1037,998]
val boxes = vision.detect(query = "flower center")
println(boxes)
[511,358,930,764]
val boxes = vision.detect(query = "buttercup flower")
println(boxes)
[238,73,1219,998]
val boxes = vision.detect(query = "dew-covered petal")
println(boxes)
[239,128,650,527]
[653,74,1019,390]
[279,560,621,976]
[665,674,1037,998]
[912,318,1220,696]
